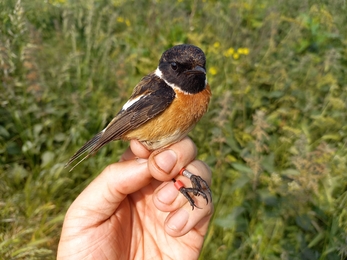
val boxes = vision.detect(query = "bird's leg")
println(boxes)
[172,168,212,210]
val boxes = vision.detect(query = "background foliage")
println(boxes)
[1,0,347,259]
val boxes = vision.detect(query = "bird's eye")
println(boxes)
[170,62,178,71]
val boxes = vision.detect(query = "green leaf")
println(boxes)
[231,163,253,174]
[41,151,55,167]
[308,232,324,248]
[214,206,245,228]
[0,125,10,138]
[295,215,314,232]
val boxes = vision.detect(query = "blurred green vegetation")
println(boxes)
[1,0,347,259]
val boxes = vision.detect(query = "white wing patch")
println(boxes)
[121,95,143,111]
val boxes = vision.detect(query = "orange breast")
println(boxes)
[125,84,211,150]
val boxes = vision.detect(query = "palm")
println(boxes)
[90,180,203,259]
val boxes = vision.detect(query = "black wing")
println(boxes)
[65,75,175,169]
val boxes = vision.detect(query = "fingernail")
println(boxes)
[157,183,178,205]
[167,208,189,231]
[154,150,177,173]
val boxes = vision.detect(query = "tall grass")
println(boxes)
[1,0,347,259]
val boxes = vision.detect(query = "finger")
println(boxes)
[148,136,197,181]
[153,160,213,237]
[119,140,151,162]
[65,159,151,227]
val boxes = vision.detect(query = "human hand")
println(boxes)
[57,137,213,259]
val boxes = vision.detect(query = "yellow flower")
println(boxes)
[223,47,235,57]
[243,3,251,10]
[117,17,124,23]
[209,66,218,76]
[213,42,220,49]
[237,48,250,55]
[125,19,131,26]
[233,53,239,60]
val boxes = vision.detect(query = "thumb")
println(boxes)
[65,159,151,225]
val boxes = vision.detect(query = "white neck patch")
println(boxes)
[154,67,208,95]
[155,67,190,95]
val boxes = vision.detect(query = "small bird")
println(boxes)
[65,44,212,209]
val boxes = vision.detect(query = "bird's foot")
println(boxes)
[172,167,212,210]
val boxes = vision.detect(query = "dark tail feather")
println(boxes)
[65,131,104,171]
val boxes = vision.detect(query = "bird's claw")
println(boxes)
[173,168,212,210]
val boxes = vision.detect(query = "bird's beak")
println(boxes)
[193,65,206,74]
[185,65,206,75]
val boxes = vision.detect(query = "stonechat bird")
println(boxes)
[65,44,212,209]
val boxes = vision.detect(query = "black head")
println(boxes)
[156,44,207,94]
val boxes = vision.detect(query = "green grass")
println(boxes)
[1,0,347,259]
